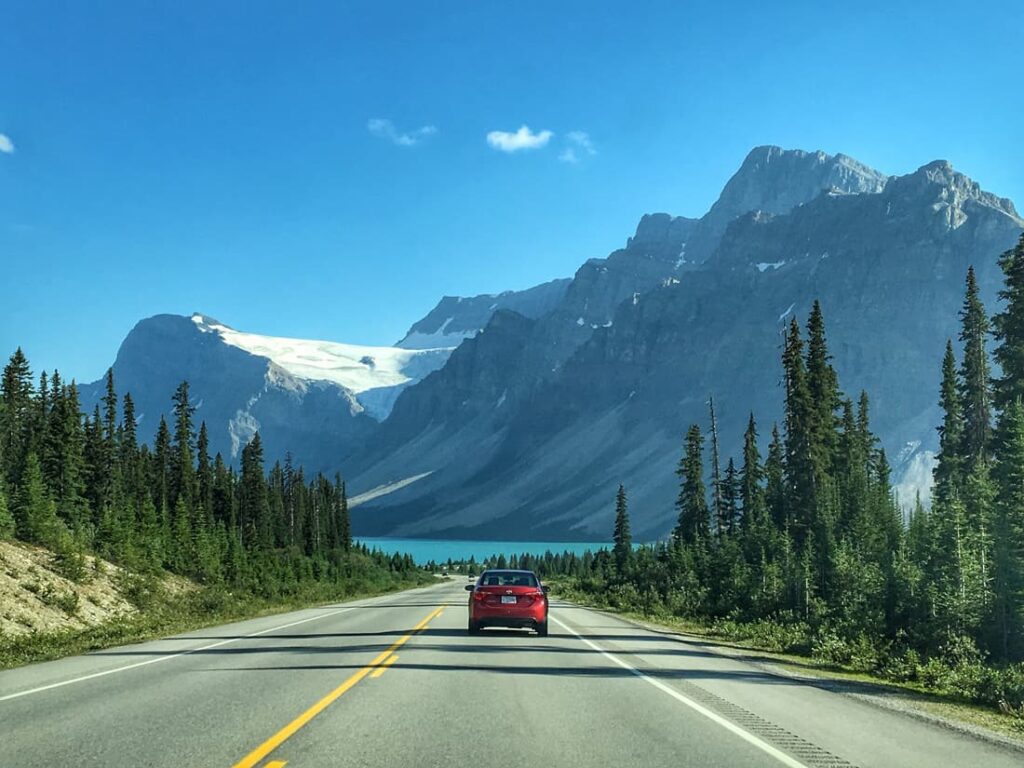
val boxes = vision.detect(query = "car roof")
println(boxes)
[481,568,536,574]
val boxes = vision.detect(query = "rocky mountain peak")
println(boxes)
[678,146,890,265]
[715,145,889,218]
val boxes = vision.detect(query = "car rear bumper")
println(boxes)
[470,602,547,627]
[475,616,545,629]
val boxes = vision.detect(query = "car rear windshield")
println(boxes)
[479,571,538,587]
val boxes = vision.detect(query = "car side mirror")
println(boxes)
[542,585,550,594]
[465,584,475,591]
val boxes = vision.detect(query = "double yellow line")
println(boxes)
[232,606,444,768]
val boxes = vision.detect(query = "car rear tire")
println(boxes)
[468,619,481,635]
[536,619,548,637]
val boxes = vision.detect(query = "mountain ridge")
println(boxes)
[80,146,1024,540]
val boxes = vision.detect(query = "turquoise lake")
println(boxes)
[356,538,605,565]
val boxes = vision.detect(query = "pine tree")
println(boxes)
[120,392,139,501]
[1,348,34,488]
[675,425,709,544]
[239,433,270,549]
[336,474,351,551]
[806,300,841,475]
[721,459,739,535]
[83,404,106,520]
[782,317,816,544]
[990,235,1024,659]
[765,424,786,529]
[739,413,765,530]
[934,340,965,504]
[15,453,65,547]
[612,484,632,571]
[708,396,725,536]
[42,380,88,531]
[102,369,118,442]
[151,416,171,512]
[31,370,49,462]
[993,235,1024,411]
[169,381,195,512]
[959,266,992,467]
[991,398,1024,659]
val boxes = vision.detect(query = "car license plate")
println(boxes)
[501,595,517,604]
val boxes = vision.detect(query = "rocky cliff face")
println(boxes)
[396,279,571,349]
[346,150,1023,541]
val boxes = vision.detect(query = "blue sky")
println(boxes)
[2,0,1022,382]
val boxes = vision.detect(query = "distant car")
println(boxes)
[466,569,549,636]
[441,570,448,576]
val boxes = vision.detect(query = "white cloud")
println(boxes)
[486,125,553,152]
[367,118,437,147]
[558,131,596,164]
[0,134,14,154]
[567,130,596,155]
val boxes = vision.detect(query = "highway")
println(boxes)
[1,578,1021,768]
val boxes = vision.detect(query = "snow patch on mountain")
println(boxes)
[191,314,453,420]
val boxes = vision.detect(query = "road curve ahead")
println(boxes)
[1,579,1021,767]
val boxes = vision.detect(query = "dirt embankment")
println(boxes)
[0,541,190,638]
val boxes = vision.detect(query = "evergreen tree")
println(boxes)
[934,340,965,504]
[15,453,65,547]
[169,381,195,512]
[120,392,139,500]
[675,425,709,544]
[239,433,270,549]
[806,300,841,475]
[958,266,992,467]
[991,399,1024,659]
[336,474,351,551]
[31,370,49,463]
[994,235,1024,411]
[196,422,214,522]
[612,483,632,571]
[708,396,725,535]
[764,424,786,529]
[782,317,816,543]
[1,348,34,488]
[102,369,118,442]
[151,416,171,512]
[721,458,739,535]
[739,413,764,530]
[42,380,88,531]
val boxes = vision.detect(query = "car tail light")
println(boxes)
[472,590,487,601]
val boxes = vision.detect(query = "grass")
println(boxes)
[550,583,1024,745]
[0,573,433,671]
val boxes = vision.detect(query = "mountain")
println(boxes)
[344,149,1023,541]
[81,146,1024,542]
[80,314,453,473]
[396,279,571,349]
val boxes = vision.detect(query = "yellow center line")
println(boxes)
[370,653,399,678]
[231,605,443,768]
[265,762,287,768]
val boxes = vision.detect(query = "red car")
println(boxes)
[466,569,549,636]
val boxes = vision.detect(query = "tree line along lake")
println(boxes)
[355,538,605,565]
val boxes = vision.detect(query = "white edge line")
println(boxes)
[549,615,809,768]
[0,606,358,703]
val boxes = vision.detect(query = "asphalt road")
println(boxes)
[1,578,1021,768]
